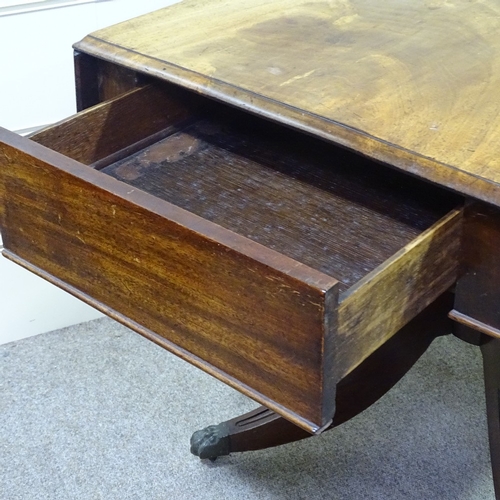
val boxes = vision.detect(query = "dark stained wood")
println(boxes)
[98,100,461,378]
[102,112,459,294]
[451,320,490,348]
[454,203,500,332]
[94,58,140,104]
[191,291,454,458]
[0,80,462,430]
[0,126,339,432]
[74,52,142,111]
[481,338,500,498]
[74,51,100,112]
[4,1,500,492]
[3,247,333,433]
[451,203,500,497]
[30,85,196,166]
[450,311,500,342]
[89,127,193,171]
[74,0,500,207]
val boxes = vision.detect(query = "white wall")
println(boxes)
[0,0,180,344]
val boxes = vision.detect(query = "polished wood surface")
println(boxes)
[0,81,461,431]
[191,291,454,459]
[0,119,339,432]
[76,0,500,205]
[1,1,500,494]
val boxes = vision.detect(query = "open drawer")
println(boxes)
[0,83,462,433]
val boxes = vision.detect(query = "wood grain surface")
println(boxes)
[98,97,462,379]
[0,76,463,428]
[75,0,500,206]
[0,126,339,432]
[102,106,459,294]
[74,53,140,111]
[337,208,462,377]
[31,85,194,165]
[453,203,500,337]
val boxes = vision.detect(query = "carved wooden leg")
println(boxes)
[190,291,453,459]
[481,337,500,498]
[190,406,308,459]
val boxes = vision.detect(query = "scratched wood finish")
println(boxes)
[0,79,463,429]
[190,291,455,457]
[70,84,459,381]
[102,109,459,295]
[71,91,462,379]
[30,85,195,166]
[337,209,461,376]
[75,0,500,206]
[0,127,339,432]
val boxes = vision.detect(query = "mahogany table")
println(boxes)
[0,1,498,496]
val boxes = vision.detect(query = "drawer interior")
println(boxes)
[2,82,462,431]
[31,83,460,297]
[79,97,459,297]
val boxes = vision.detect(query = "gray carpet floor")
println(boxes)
[0,317,495,499]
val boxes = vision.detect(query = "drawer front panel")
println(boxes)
[0,80,464,433]
[0,129,338,432]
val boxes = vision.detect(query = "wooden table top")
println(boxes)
[75,0,500,206]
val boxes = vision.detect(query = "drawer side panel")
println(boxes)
[0,132,338,431]
[30,85,194,166]
[337,208,462,378]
